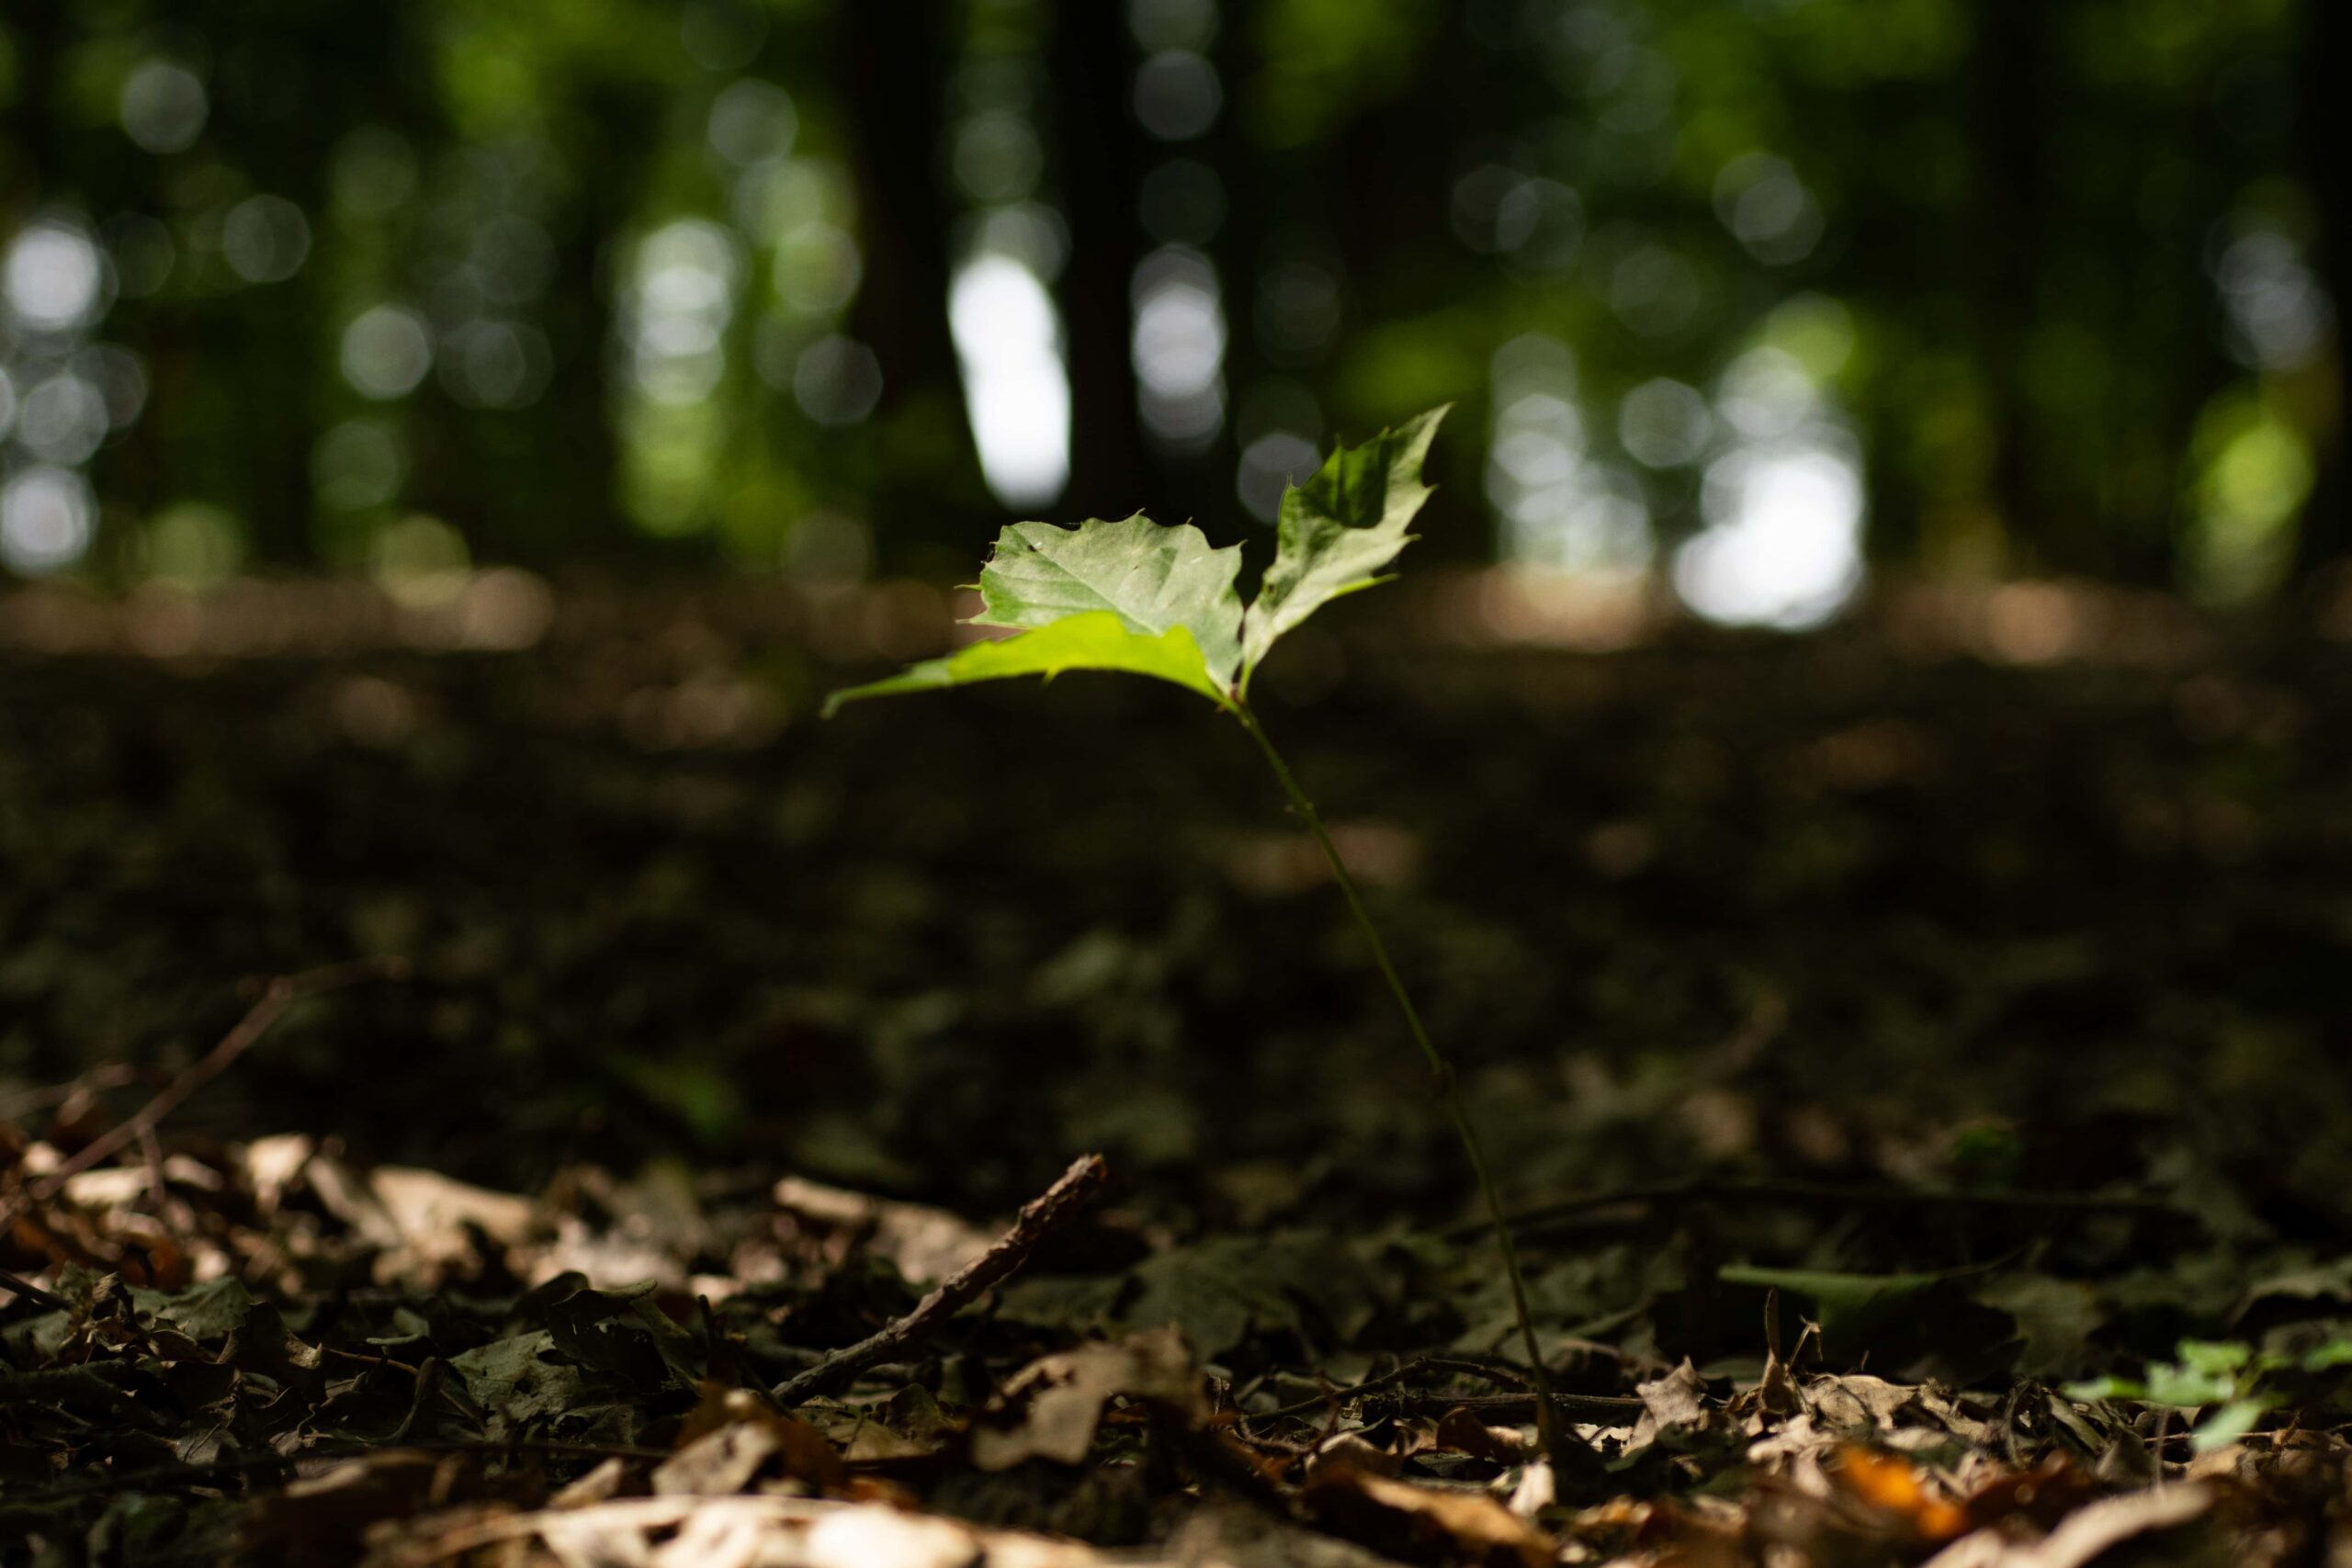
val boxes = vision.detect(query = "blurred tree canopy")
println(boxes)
[0,0,2340,623]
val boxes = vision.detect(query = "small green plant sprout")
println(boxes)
[2065,1337,2352,1454]
[826,406,1574,1460]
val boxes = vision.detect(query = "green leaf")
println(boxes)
[1717,1263,1946,1351]
[976,513,1245,690]
[2143,1360,2236,1408]
[2191,1398,2269,1452]
[822,611,1226,715]
[2174,1338,2252,1376]
[1238,405,1448,682]
[820,412,1455,716]
[1975,1273,2105,1381]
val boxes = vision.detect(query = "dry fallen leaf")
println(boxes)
[660,1386,848,1495]
[365,1495,1119,1568]
[1302,1468,1555,1568]
[773,1174,995,1286]
[1918,1482,2213,1568]
[1837,1445,1973,1543]
[1435,1405,1531,1464]
[969,1325,1206,1471]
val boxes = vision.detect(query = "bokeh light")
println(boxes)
[143,502,246,590]
[1132,246,1226,452]
[0,466,97,576]
[1488,334,1653,576]
[14,373,111,466]
[223,196,312,284]
[1675,440,1866,629]
[2215,225,2334,373]
[4,222,109,335]
[950,254,1069,508]
[313,420,407,511]
[628,220,742,405]
[119,60,209,155]
[340,306,435,400]
[1618,378,1712,469]
[792,334,884,428]
[707,80,797,167]
[1134,51,1220,141]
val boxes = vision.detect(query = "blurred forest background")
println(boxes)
[0,0,2341,628]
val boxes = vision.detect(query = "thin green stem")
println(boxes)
[1231,705,1570,1474]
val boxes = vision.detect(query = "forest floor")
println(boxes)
[4,575,2351,1566]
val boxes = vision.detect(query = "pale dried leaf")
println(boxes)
[969,1326,1205,1472]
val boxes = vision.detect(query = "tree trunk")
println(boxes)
[1047,0,1147,523]
[1964,0,2052,573]
[840,0,989,565]
[2293,0,2351,572]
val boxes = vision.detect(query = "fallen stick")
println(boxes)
[774,1153,1108,1406]
[1,958,405,1236]
[0,1266,65,1313]
[1363,1391,1647,1424]
[1461,1177,2178,1244]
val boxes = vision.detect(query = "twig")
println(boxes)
[0,1267,66,1313]
[773,1153,1108,1405]
[1254,1354,1538,1425]
[0,1436,668,1505]
[1362,1391,1646,1424]
[4,958,405,1231]
[1460,1178,2178,1243]
[1256,1360,1429,1425]
[0,1064,143,1122]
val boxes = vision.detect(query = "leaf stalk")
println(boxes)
[1230,704,1571,1472]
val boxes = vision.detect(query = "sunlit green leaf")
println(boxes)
[2174,1338,2253,1376]
[823,415,1454,716]
[975,513,1245,691]
[2143,1360,2236,1408]
[2191,1398,2269,1452]
[1239,405,1447,683]
[821,611,1226,715]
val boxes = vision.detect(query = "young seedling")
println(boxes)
[825,407,1570,1461]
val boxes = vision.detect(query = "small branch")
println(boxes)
[1253,1355,1538,1425]
[0,1266,66,1313]
[6,1436,669,1504]
[0,1064,143,1123]
[1461,1178,2179,1243]
[773,1154,1108,1406]
[1362,1391,1646,1424]
[6,958,405,1229]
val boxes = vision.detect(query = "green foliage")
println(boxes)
[1716,1263,1948,1352]
[824,408,1449,716]
[822,402,1567,1459]
[820,613,1231,712]
[978,514,1246,684]
[1239,406,1444,688]
[2066,1337,2352,1455]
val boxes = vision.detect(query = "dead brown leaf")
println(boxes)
[661,1385,848,1495]
[363,1495,1116,1568]
[1302,1468,1555,1568]
[1436,1405,1532,1464]
[773,1174,994,1287]
[1918,1483,2215,1568]
[968,1326,1206,1472]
